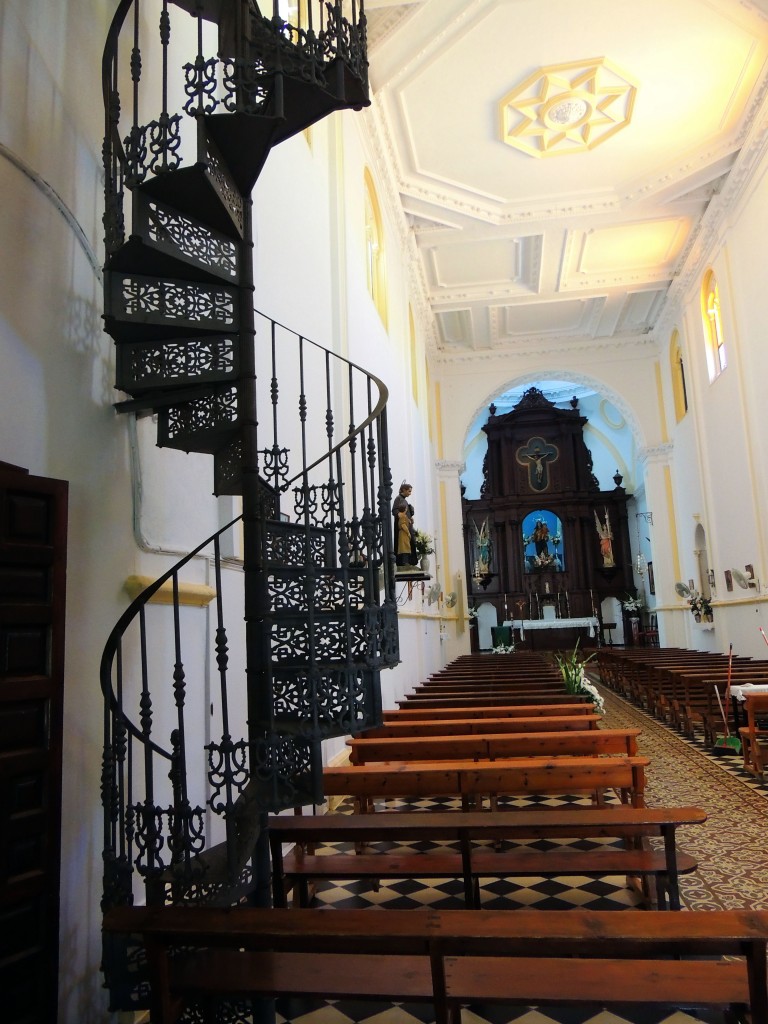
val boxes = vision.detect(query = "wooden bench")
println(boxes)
[361,714,603,738]
[269,805,704,910]
[384,702,598,721]
[347,728,641,764]
[396,694,589,709]
[102,905,768,1024]
[323,755,650,810]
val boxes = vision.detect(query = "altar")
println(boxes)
[503,616,600,650]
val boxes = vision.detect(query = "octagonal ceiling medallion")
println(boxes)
[500,57,638,158]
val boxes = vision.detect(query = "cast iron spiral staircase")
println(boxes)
[99,2,397,1016]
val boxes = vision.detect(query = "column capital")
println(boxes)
[638,442,674,467]
[435,459,465,477]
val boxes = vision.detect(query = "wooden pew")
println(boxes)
[102,905,768,1024]
[347,728,641,764]
[384,702,598,721]
[322,755,649,810]
[395,694,589,710]
[269,805,703,911]
[361,714,603,737]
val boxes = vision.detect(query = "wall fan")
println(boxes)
[444,591,457,608]
[674,582,691,598]
[427,583,441,605]
[731,568,752,590]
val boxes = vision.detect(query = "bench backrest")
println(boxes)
[323,755,648,804]
[360,715,602,738]
[348,728,640,764]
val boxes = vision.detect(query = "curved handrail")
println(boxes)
[102,0,133,168]
[258,308,389,491]
[100,513,243,758]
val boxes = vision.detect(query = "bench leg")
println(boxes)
[746,939,768,1024]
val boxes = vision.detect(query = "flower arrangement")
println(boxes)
[413,530,434,556]
[492,642,515,654]
[622,594,644,613]
[467,605,478,621]
[553,641,604,713]
[688,592,713,620]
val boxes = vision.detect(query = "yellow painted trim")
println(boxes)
[363,166,388,330]
[435,380,444,459]
[440,481,449,582]
[654,360,668,443]
[124,575,216,607]
[663,466,682,583]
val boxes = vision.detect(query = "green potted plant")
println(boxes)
[553,640,604,713]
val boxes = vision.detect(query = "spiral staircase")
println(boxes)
[99,2,398,1017]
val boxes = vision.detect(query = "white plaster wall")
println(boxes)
[0,4,444,1020]
[654,150,768,657]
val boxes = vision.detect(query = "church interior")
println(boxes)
[3,1,768,1022]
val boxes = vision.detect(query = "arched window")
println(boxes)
[701,270,727,381]
[364,167,388,328]
[670,328,688,422]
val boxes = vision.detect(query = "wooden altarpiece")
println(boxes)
[462,388,634,649]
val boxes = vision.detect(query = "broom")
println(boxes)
[712,643,740,754]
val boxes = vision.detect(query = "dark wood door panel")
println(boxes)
[0,462,67,1024]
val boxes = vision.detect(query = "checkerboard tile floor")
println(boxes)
[267,677,768,1024]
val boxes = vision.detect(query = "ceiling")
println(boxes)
[363,0,768,356]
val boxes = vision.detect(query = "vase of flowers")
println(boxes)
[553,641,603,713]
[688,592,713,622]
[414,530,434,572]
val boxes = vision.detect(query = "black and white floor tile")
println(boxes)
[271,680,768,1024]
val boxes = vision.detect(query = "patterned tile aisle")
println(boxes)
[274,680,768,1024]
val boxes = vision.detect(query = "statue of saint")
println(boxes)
[392,481,417,566]
[594,508,615,567]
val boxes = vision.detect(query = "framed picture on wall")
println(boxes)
[647,561,655,595]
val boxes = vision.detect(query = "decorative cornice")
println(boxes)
[653,87,768,335]
[360,102,439,352]
[434,327,658,360]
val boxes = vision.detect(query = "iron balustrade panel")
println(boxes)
[116,334,239,394]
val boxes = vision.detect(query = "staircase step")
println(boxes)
[136,143,245,240]
[156,385,240,453]
[264,666,382,738]
[106,193,240,286]
[115,333,239,396]
[105,271,238,344]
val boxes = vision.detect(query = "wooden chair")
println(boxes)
[640,613,659,648]
[739,693,768,777]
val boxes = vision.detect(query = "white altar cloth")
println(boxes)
[730,684,768,702]
[504,617,599,640]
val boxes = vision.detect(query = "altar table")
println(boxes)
[504,617,599,641]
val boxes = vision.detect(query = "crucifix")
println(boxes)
[516,436,559,492]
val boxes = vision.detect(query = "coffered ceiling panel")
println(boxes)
[364,0,768,353]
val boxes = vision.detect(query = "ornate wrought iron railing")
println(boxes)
[99,5,389,1013]
[101,311,397,912]
[103,0,368,252]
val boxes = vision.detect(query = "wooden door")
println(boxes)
[0,461,68,1023]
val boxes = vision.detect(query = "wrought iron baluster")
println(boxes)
[211,533,239,883]
[137,605,161,879]
[170,572,191,871]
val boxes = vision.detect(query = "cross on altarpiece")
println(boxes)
[516,436,559,492]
